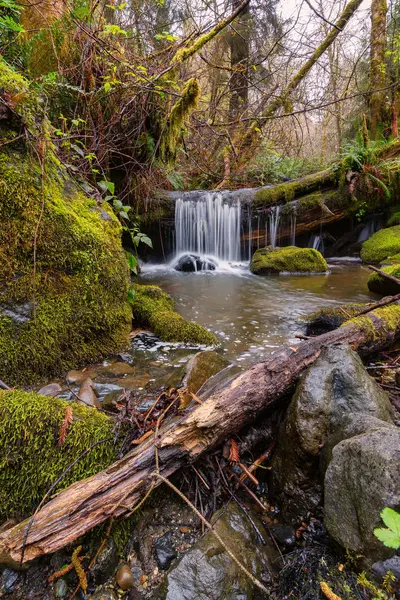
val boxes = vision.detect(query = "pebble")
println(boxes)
[55,578,68,598]
[116,565,134,590]
[269,524,296,547]
[38,383,62,397]
[1,568,18,592]
[154,531,177,570]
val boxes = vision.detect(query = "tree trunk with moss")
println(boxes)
[2,304,400,565]
[228,0,250,121]
[370,0,388,139]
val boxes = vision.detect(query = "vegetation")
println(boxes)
[374,507,400,549]
[131,285,217,345]
[368,264,400,294]
[250,246,328,275]
[361,226,400,263]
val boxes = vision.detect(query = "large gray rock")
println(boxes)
[157,503,278,600]
[271,344,393,521]
[324,427,400,564]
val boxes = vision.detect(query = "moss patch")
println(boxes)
[388,211,400,226]
[360,225,400,263]
[367,264,400,295]
[302,303,371,335]
[253,169,335,207]
[250,246,328,275]
[0,390,117,519]
[343,304,400,344]
[0,146,132,385]
[132,285,217,345]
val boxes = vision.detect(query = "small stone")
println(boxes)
[372,556,400,581]
[154,531,177,570]
[2,568,18,592]
[55,578,69,598]
[269,524,296,547]
[116,564,134,590]
[38,383,62,397]
[66,370,93,384]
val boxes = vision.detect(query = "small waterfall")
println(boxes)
[357,219,378,242]
[269,206,281,248]
[248,206,253,261]
[175,192,242,261]
[290,210,297,246]
[309,234,325,255]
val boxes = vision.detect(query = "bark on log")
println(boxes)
[2,304,400,565]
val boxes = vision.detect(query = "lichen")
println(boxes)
[360,225,400,263]
[342,304,400,343]
[250,246,328,275]
[0,145,132,385]
[131,284,217,345]
[0,390,117,519]
[367,264,400,295]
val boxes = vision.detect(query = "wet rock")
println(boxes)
[271,344,393,521]
[55,578,69,598]
[66,369,96,384]
[103,362,136,377]
[90,539,119,585]
[268,524,296,547]
[94,383,124,408]
[157,503,279,600]
[154,532,177,570]
[173,254,218,272]
[0,302,33,324]
[372,556,400,581]
[116,565,134,590]
[1,568,18,592]
[77,377,101,409]
[87,587,118,600]
[178,351,231,406]
[38,382,63,397]
[250,246,327,275]
[325,427,400,564]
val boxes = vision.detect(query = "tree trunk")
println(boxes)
[228,0,250,120]
[370,0,388,139]
[2,304,400,566]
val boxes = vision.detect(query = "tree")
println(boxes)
[370,0,388,138]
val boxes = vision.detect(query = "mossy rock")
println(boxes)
[0,145,132,385]
[0,390,117,519]
[250,246,328,275]
[387,212,400,227]
[360,225,400,264]
[302,303,371,336]
[367,265,400,296]
[131,285,217,346]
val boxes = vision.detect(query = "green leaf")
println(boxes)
[126,252,137,273]
[113,199,123,210]
[128,288,135,304]
[99,180,115,194]
[374,508,400,549]
[140,235,152,248]
[119,211,129,220]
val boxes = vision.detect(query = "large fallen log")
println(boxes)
[1,304,400,565]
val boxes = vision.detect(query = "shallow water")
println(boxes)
[140,261,375,367]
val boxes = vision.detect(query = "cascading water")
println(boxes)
[174,192,242,262]
[268,205,281,248]
[309,234,325,255]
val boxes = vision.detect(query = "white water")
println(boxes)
[175,193,242,261]
[269,205,281,248]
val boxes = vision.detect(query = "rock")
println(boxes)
[94,383,124,408]
[154,532,177,571]
[325,427,400,564]
[1,568,18,592]
[116,564,134,590]
[367,264,400,295]
[38,382,62,397]
[173,254,218,272]
[0,302,33,324]
[90,539,119,585]
[158,503,279,600]
[179,351,231,406]
[66,369,96,385]
[77,377,101,409]
[250,246,328,275]
[372,556,400,581]
[271,344,393,521]
[361,225,400,263]
[87,587,118,600]
[55,578,69,598]
[268,524,296,547]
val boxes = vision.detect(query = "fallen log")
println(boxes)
[2,304,400,565]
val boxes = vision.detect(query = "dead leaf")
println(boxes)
[131,430,153,445]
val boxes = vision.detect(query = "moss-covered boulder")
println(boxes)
[0,390,117,519]
[361,226,400,264]
[367,265,400,295]
[131,285,217,345]
[250,246,328,275]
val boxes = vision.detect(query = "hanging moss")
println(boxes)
[160,78,200,165]
[360,225,400,263]
[367,264,400,295]
[0,144,132,386]
[250,246,328,275]
[0,390,117,519]
[131,285,217,345]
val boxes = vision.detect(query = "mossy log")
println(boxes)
[2,304,400,565]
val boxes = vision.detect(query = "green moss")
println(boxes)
[131,285,217,345]
[0,390,117,519]
[253,169,335,207]
[387,212,400,226]
[0,58,40,130]
[367,264,400,295]
[302,303,371,335]
[250,246,328,275]
[344,304,400,343]
[0,146,132,385]
[360,225,400,263]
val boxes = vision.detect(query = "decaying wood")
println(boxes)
[1,304,400,565]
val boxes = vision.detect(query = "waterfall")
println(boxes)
[357,219,378,242]
[175,192,242,261]
[269,206,281,248]
[290,211,297,246]
[309,234,325,255]
[248,206,253,261]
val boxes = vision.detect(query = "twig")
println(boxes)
[152,472,270,595]
[239,441,275,483]
[0,379,11,390]
[303,0,342,31]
